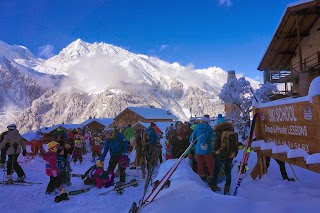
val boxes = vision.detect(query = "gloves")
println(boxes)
[22,149,27,156]
[200,143,208,151]
[52,170,57,177]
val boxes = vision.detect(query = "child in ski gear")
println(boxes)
[189,115,215,189]
[43,141,65,194]
[0,124,27,181]
[212,116,236,194]
[73,134,83,164]
[100,128,128,183]
[91,133,103,162]
[83,128,92,153]
[54,126,67,144]
[83,162,115,189]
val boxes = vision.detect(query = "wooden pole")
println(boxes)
[296,14,303,72]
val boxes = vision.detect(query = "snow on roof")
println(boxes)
[38,123,82,133]
[256,95,310,108]
[127,107,177,120]
[306,153,320,164]
[287,148,310,159]
[272,144,291,154]
[308,76,320,98]
[133,121,173,132]
[81,118,114,127]
[261,141,276,150]
[251,140,265,148]
[21,131,42,142]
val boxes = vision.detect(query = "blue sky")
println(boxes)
[0,0,299,82]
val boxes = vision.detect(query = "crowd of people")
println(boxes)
[0,115,294,199]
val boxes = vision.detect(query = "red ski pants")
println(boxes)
[196,153,214,178]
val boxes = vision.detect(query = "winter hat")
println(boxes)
[48,141,59,153]
[216,114,225,124]
[201,116,211,123]
[96,161,104,168]
[7,124,17,130]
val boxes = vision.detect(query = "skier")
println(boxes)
[73,134,83,165]
[189,115,215,189]
[43,141,69,202]
[168,121,189,159]
[124,124,135,153]
[211,115,237,194]
[0,124,27,181]
[97,128,128,183]
[0,130,9,168]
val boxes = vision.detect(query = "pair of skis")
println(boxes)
[4,178,42,186]
[233,112,258,196]
[134,134,203,212]
[67,178,142,196]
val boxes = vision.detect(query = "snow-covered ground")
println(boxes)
[1,146,320,213]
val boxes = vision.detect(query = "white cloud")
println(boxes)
[61,54,146,93]
[218,0,232,7]
[159,44,169,52]
[38,44,55,59]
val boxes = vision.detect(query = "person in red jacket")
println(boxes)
[30,132,45,157]
[43,141,64,194]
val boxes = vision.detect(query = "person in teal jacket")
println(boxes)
[189,115,215,190]
[99,128,128,183]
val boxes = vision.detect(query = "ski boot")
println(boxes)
[54,189,69,202]
[224,185,230,195]
[283,177,295,182]
[209,184,221,192]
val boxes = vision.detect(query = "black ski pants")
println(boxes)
[7,154,25,178]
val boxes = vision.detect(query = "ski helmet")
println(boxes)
[96,161,104,168]
[7,124,17,130]
[48,141,59,152]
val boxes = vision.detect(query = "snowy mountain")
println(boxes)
[0,39,259,133]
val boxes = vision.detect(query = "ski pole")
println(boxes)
[289,164,299,181]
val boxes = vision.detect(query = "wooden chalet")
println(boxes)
[81,118,114,133]
[38,123,81,143]
[113,107,177,128]
[251,1,320,178]
[258,0,320,97]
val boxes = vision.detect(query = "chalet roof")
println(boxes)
[258,1,320,71]
[81,118,114,127]
[21,131,42,142]
[133,121,174,131]
[120,107,177,120]
[38,123,82,134]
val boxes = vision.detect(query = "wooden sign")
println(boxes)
[254,95,320,154]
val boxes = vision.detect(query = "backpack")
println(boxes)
[216,130,238,158]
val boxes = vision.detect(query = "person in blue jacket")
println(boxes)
[189,115,215,190]
[98,128,128,183]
